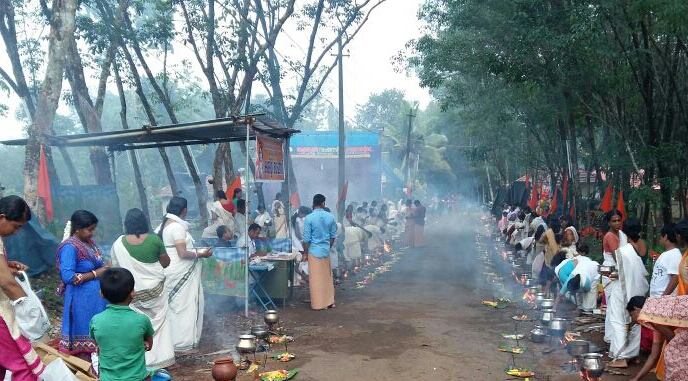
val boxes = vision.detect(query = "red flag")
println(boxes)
[599,184,613,213]
[289,192,300,208]
[617,191,626,222]
[549,187,559,217]
[37,145,53,221]
[338,181,349,203]
[528,181,538,210]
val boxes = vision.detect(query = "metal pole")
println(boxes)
[285,137,292,247]
[245,118,250,318]
[337,35,346,223]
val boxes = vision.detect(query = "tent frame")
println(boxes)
[2,114,299,317]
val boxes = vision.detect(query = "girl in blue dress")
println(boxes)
[57,210,108,360]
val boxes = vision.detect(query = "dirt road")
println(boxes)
[177,212,652,380]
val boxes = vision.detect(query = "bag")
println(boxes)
[40,359,79,381]
[13,271,51,341]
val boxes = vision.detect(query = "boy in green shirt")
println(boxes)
[90,268,154,381]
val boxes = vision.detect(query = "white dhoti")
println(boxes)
[111,237,176,367]
[578,288,598,312]
[607,243,648,359]
[607,281,640,359]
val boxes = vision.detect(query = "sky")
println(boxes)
[0,0,430,139]
[321,0,432,115]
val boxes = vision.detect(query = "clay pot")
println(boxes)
[211,357,238,381]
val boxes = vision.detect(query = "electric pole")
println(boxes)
[336,34,349,223]
[403,108,416,197]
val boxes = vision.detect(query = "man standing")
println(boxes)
[650,224,682,298]
[302,194,337,310]
[253,205,272,238]
[414,200,426,247]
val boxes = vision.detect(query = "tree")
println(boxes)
[22,0,79,218]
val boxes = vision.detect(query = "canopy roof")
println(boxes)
[1,115,298,151]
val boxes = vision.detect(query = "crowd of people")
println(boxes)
[497,204,688,381]
[0,189,433,381]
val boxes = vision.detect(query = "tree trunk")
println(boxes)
[116,47,179,196]
[23,0,78,218]
[65,37,113,185]
[57,147,80,186]
[126,26,209,227]
[179,146,210,227]
[113,65,149,220]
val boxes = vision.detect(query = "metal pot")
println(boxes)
[540,309,556,325]
[264,310,279,325]
[566,340,590,358]
[530,326,547,343]
[548,318,569,337]
[598,265,615,275]
[580,353,604,377]
[250,325,269,340]
[235,335,256,354]
[538,298,555,310]
[534,292,547,305]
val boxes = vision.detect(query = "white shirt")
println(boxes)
[237,235,256,257]
[650,247,682,297]
[234,212,247,240]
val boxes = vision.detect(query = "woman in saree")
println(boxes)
[57,210,108,360]
[202,190,236,239]
[633,294,688,381]
[272,200,288,239]
[156,197,212,353]
[111,208,176,369]
[602,210,626,344]
[561,226,579,259]
[0,196,45,380]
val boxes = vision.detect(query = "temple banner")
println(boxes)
[255,135,285,182]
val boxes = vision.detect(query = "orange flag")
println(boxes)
[599,184,613,213]
[226,176,242,199]
[37,146,54,221]
[617,191,626,222]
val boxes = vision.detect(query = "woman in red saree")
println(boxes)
[0,196,45,381]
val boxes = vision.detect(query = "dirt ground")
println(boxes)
[173,211,656,381]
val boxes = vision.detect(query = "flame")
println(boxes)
[522,290,536,304]
[564,332,579,343]
[383,242,392,253]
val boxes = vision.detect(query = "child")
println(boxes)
[90,268,154,381]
